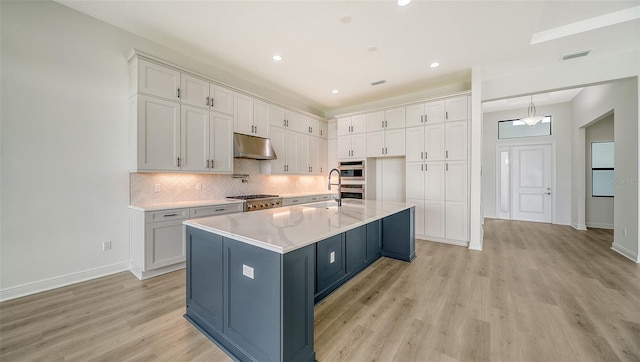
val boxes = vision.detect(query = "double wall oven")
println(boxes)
[338,161,365,200]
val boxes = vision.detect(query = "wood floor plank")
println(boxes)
[1,219,639,361]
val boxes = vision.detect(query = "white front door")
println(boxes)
[512,144,552,223]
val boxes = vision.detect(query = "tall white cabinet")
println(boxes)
[405,95,470,245]
[129,56,233,173]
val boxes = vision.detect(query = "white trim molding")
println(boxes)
[572,223,588,231]
[611,243,639,263]
[585,222,614,230]
[0,262,130,302]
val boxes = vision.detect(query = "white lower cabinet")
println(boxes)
[130,203,243,279]
[445,202,468,243]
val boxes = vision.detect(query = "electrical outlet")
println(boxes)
[103,240,112,251]
[154,184,161,192]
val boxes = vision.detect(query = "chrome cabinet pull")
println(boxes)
[446,111,448,120]
[421,151,423,159]
[381,121,384,128]
[254,125,258,133]
[421,164,423,171]
[421,115,424,123]
[206,97,210,106]
[215,208,225,212]
[177,157,180,167]
[177,88,180,98]
[425,164,428,171]
[164,213,177,217]
[446,163,448,171]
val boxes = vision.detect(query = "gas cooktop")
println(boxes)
[227,194,282,211]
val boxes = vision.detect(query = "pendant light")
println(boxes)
[521,95,545,126]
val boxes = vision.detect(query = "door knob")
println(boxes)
[544,192,551,195]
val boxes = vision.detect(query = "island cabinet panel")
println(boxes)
[186,228,223,334]
[316,234,345,295]
[283,245,315,362]
[381,208,416,262]
[185,226,316,362]
[366,220,382,265]
[346,226,367,276]
[224,238,282,362]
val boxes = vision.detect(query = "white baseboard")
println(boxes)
[586,222,614,230]
[0,261,130,302]
[572,223,588,231]
[611,243,639,263]
[128,262,185,280]
[416,235,469,247]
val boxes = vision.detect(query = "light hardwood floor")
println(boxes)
[1,219,639,361]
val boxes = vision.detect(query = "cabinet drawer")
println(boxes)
[283,197,306,206]
[145,208,189,223]
[190,203,243,218]
[305,195,325,203]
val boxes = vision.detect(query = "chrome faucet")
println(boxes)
[328,168,342,206]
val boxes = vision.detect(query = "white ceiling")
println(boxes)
[56,0,640,113]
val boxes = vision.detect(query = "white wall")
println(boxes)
[0,1,323,300]
[482,103,573,225]
[585,114,614,229]
[571,79,639,262]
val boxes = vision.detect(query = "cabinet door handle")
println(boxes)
[446,163,449,171]
[385,147,388,154]
[206,159,210,168]
[446,111,448,120]
[177,88,180,98]
[255,125,258,133]
[421,164,423,171]
[421,151,423,159]
[163,213,178,217]
[177,157,180,167]
[284,120,287,127]
[421,115,424,123]
[206,97,210,106]
[210,160,214,168]
[215,208,225,212]
[446,150,449,158]
[425,151,428,159]
[381,121,384,128]
[425,164,428,172]
[385,120,388,128]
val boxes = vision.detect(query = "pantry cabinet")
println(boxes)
[403,95,469,245]
[366,128,405,157]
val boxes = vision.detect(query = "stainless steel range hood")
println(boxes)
[233,133,277,160]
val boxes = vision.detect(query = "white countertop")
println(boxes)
[129,192,334,211]
[184,199,415,254]
[129,199,244,212]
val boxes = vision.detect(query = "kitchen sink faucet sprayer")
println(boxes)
[328,168,342,206]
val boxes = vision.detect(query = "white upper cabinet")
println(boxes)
[444,97,468,122]
[180,74,209,109]
[209,112,233,173]
[385,107,405,129]
[234,93,254,136]
[235,94,268,138]
[405,100,444,127]
[338,133,366,159]
[338,115,367,136]
[135,95,181,171]
[209,84,234,115]
[285,110,298,130]
[337,117,352,136]
[180,105,210,172]
[366,111,385,132]
[367,129,405,157]
[318,121,328,139]
[253,99,270,138]
[425,101,445,124]
[297,115,319,136]
[405,126,425,162]
[270,106,287,129]
[133,59,181,101]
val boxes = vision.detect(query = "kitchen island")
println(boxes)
[184,200,415,362]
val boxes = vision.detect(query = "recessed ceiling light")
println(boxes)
[332,90,339,94]
[430,62,440,68]
[397,0,412,6]
[272,55,283,61]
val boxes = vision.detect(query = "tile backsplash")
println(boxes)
[130,159,328,206]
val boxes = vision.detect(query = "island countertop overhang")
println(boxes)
[183,199,415,254]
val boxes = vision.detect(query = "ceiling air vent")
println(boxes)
[561,50,591,61]
[371,80,386,86]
